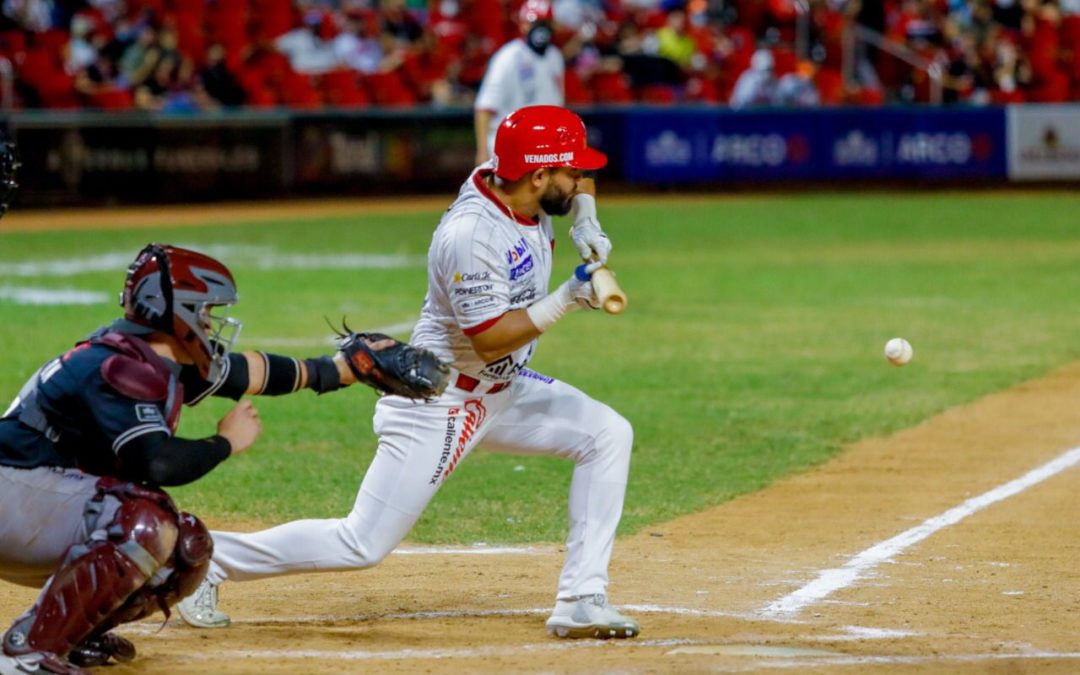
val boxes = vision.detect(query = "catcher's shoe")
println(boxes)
[69,632,136,667]
[545,594,640,639]
[176,579,231,629]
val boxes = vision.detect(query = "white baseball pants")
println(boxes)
[206,371,633,600]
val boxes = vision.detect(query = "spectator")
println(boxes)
[730,47,778,107]
[1,0,52,32]
[380,0,424,45]
[656,9,698,69]
[198,43,246,107]
[776,58,821,105]
[65,13,98,75]
[333,13,399,74]
[118,25,157,88]
[275,10,339,75]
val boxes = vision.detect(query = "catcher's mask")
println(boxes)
[120,244,241,380]
[0,133,18,219]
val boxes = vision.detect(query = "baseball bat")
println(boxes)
[590,265,627,315]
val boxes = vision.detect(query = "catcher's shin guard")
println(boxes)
[93,511,212,631]
[2,496,178,663]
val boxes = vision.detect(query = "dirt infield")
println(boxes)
[3,361,1080,673]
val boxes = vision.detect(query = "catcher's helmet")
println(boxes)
[120,244,241,380]
[519,0,553,23]
[492,105,607,181]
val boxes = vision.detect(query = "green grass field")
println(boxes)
[2,191,1079,544]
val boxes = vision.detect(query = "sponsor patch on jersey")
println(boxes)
[462,296,498,313]
[455,283,493,296]
[509,255,534,281]
[509,287,537,305]
[505,238,528,265]
[519,368,555,384]
[453,271,490,283]
[135,403,164,423]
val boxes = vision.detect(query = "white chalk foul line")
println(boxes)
[0,286,110,305]
[763,444,1080,617]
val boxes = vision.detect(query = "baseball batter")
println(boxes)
[474,0,564,165]
[181,105,639,640]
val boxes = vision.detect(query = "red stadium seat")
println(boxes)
[815,67,845,105]
[638,84,678,104]
[592,71,634,104]
[564,68,593,105]
[86,87,134,110]
[318,69,370,108]
[364,71,417,107]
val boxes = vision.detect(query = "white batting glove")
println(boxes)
[570,194,612,265]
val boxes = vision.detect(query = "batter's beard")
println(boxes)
[540,193,573,216]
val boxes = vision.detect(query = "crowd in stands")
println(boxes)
[1,0,1078,111]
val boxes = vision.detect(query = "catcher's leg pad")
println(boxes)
[94,511,213,630]
[2,495,178,661]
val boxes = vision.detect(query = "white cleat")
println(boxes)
[176,579,231,629]
[545,594,640,639]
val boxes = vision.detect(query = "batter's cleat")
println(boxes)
[176,579,231,629]
[545,594,641,639]
[69,632,136,667]
[0,651,87,675]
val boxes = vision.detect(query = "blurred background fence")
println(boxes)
[5,103,1078,207]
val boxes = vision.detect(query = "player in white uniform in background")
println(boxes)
[179,105,639,640]
[474,0,565,165]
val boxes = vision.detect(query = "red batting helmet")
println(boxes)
[519,0,553,23]
[121,244,241,381]
[492,105,608,181]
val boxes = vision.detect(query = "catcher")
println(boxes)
[0,240,447,674]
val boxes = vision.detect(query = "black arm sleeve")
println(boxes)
[116,431,232,487]
[181,353,249,404]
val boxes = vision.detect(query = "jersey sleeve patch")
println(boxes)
[101,354,170,402]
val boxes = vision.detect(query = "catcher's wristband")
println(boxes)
[526,282,578,333]
[303,356,343,394]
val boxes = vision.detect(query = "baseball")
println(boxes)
[884,337,914,366]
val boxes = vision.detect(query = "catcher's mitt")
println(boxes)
[336,325,450,400]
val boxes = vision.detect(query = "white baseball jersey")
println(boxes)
[475,40,565,155]
[411,165,555,384]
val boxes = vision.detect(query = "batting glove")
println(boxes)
[570,194,612,265]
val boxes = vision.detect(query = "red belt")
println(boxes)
[454,373,510,394]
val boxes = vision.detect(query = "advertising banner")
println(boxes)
[1007,105,1080,180]
[12,117,286,206]
[622,108,1008,184]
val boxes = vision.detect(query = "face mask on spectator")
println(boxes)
[526,22,553,55]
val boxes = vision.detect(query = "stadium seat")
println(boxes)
[86,87,134,110]
[365,71,417,107]
[592,71,634,104]
[318,70,371,108]
[639,84,678,104]
[564,68,593,105]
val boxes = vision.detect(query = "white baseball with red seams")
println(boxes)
[204,165,633,604]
